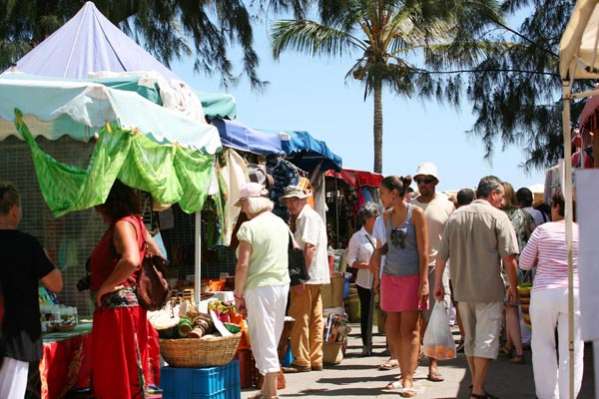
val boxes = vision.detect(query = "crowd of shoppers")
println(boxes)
[0,161,581,399]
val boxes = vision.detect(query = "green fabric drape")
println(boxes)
[15,110,214,217]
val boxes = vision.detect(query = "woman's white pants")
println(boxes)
[530,287,584,399]
[0,357,29,399]
[245,284,289,375]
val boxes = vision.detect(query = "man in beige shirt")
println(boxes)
[411,162,455,382]
[435,176,519,399]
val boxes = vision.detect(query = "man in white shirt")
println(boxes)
[283,186,330,372]
[411,162,455,382]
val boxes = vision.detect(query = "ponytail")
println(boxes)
[381,175,412,197]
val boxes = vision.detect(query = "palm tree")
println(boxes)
[272,0,502,172]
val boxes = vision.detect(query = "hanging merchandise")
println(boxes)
[217,149,250,246]
[266,156,300,220]
[312,174,328,223]
[15,111,214,217]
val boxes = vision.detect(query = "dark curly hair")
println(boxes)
[97,180,141,222]
[0,181,20,215]
[381,175,412,197]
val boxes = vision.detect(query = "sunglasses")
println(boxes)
[415,177,436,185]
[390,228,407,249]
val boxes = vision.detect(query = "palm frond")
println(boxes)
[271,19,366,59]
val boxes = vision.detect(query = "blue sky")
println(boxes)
[170,15,545,193]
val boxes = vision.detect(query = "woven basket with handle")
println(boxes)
[160,333,241,367]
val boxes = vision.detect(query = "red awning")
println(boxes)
[326,169,383,188]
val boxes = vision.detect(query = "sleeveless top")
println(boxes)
[383,205,420,276]
[90,215,146,308]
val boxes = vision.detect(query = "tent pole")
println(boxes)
[562,81,575,399]
[335,178,340,248]
[194,211,202,306]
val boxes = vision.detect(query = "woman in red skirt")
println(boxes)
[90,180,161,398]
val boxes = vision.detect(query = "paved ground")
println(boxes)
[242,324,595,398]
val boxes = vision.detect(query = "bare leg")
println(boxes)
[506,306,523,358]
[386,312,403,376]
[398,311,420,389]
[471,357,491,397]
[466,356,475,380]
[261,372,278,398]
[456,306,465,339]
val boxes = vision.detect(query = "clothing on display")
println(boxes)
[267,157,300,220]
[218,149,250,246]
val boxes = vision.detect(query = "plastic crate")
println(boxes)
[161,360,241,399]
[190,388,240,399]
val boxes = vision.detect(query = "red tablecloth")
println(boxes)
[37,324,160,399]
[40,333,92,399]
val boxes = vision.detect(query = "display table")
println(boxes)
[39,323,93,399]
[26,321,161,399]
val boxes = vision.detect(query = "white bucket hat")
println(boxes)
[414,162,440,182]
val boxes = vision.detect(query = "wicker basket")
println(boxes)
[160,333,241,367]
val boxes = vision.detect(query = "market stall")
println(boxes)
[324,168,383,248]
[0,75,221,398]
[559,2,599,397]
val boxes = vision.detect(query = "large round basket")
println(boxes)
[160,333,241,367]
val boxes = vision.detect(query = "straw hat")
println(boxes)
[280,185,310,200]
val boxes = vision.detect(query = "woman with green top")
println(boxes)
[234,182,290,399]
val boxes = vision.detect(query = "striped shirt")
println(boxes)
[519,221,579,292]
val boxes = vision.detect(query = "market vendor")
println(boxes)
[90,180,162,399]
[346,203,378,356]
[233,182,290,399]
[0,182,63,398]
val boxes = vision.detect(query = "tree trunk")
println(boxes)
[373,79,383,173]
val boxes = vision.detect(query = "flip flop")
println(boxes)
[397,387,421,398]
[379,359,399,370]
[385,381,403,390]
[427,370,445,382]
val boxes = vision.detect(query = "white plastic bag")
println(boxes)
[423,301,456,360]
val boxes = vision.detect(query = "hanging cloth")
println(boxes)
[218,149,250,246]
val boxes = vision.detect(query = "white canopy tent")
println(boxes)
[559,1,599,397]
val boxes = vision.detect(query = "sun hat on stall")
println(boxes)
[280,185,310,200]
[234,182,268,206]
[414,162,440,182]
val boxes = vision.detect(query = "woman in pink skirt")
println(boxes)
[371,176,429,397]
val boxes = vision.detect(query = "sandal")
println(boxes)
[499,344,512,356]
[470,389,498,399]
[427,370,445,382]
[379,358,399,370]
[510,354,526,364]
[385,381,403,389]
[398,387,418,398]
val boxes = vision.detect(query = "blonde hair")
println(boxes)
[245,197,274,215]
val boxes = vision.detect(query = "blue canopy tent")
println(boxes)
[212,119,283,156]
[280,130,342,172]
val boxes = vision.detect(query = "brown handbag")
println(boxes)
[136,245,172,311]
